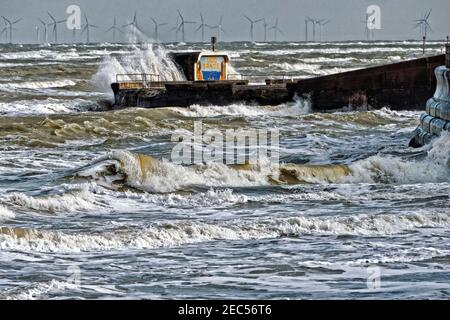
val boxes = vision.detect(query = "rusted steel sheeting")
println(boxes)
[287,54,445,111]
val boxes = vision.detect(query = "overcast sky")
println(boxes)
[1,0,449,43]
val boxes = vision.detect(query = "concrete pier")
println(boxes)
[409,45,450,147]
[111,53,445,112]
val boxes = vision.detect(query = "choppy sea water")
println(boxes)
[1,41,450,299]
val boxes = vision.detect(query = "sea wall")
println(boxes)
[287,54,445,111]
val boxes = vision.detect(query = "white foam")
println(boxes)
[0,49,85,61]
[270,62,356,75]
[4,187,97,214]
[81,125,450,194]
[0,98,93,115]
[173,97,311,118]
[0,80,77,92]
[0,62,58,68]
[427,131,450,167]
[108,150,273,193]
[109,185,427,209]
[351,247,450,266]
[0,211,447,253]
[344,133,450,184]
[260,46,440,56]
[301,57,356,64]
[0,205,15,221]
[1,280,70,300]
[122,188,249,208]
[91,43,185,93]
[92,132,450,192]
[345,155,449,184]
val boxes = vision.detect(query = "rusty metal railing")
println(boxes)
[227,73,304,83]
[446,44,450,69]
[115,74,161,87]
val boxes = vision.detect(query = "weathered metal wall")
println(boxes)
[287,54,445,111]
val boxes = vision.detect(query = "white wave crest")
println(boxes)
[0,98,93,116]
[173,97,311,118]
[108,150,274,193]
[91,43,185,93]
[0,80,77,92]
[0,212,447,253]
[89,133,450,193]
[0,205,15,221]
[346,132,450,184]
[271,62,356,76]
[4,188,97,214]
[1,280,71,300]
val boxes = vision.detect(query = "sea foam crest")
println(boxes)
[91,43,185,93]
[0,205,15,221]
[0,212,447,253]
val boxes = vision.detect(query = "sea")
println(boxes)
[0,40,449,299]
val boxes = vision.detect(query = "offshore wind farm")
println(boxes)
[1,0,450,301]
[0,3,448,45]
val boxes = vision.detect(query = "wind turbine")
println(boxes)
[262,18,269,42]
[305,18,310,41]
[47,12,65,43]
[208,16,226,42]
[151,17,167,42]
[106,16,122,42]
[38,19,49,44]
[81,13,99,43]
[269,18,284,42]
[317,19,329,42]
[168,16,180,42]
[71,27,77,43]
[361,14,371,41]
[35,26,40,43]
[196,13,209,43]
[414,9,433,54]
[414,9,432,39]
[243,15,263,42]
[2,16,22,43]
[123,11,145,42]
[306,16,316,41]
[176,10,196,42]
[1,21,8,43]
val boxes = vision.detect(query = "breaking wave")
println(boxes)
[271,62,356,75]
[0,80,78,92]
[3,187,98,214]
[0,280,71,300]
[0,211,447,253]
[0,205,15,221]
[77,132,450,193]
[0,98,94,116]
[345,132,450,183]
[91,43,185,92]
[173,97,311,118]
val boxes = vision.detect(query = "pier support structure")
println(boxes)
[410,44,450,147]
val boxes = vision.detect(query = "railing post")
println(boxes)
[446,44,450,69]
